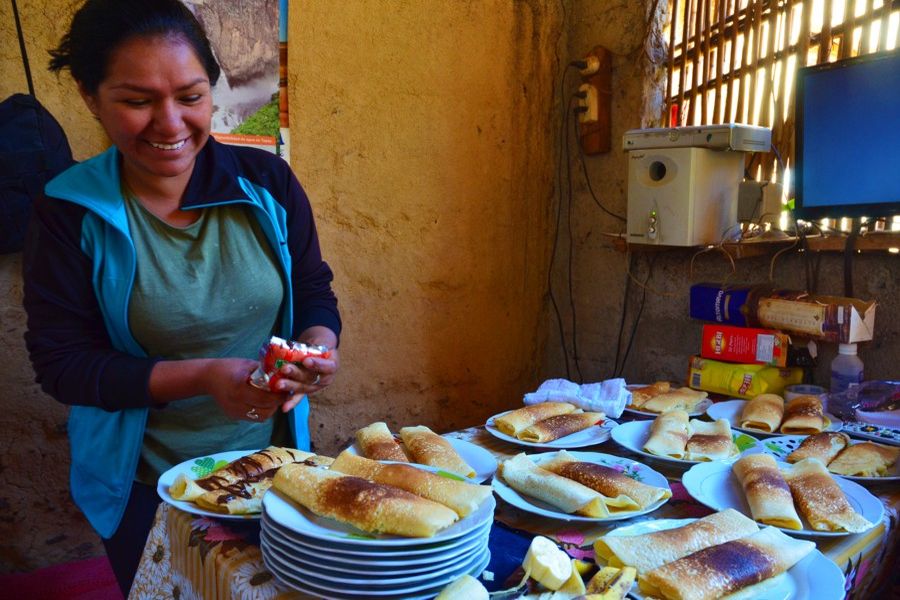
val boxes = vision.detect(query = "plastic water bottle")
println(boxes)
[830,343,864,394]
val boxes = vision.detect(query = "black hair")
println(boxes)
[48,0,220,93]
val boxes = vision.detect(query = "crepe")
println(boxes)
[732,454,802,530]
[355,422,409,462]
[169,446,312,502]
[784,458,873,532]
[643,410,690,459]
[629,381,671,409]
[517,411,604,443]
[399,426,476,478]
[493,402,577,436]
[330,450,491,517]
[640,387,708,414]
[499,453,608,517]
[193,454,333,514]
[828,441,900,477]
[594,508,758,574]
[685,418,734,461]
[639,526,816,600]
[739,393,784,432]
[780,395,826,435]
[786,432,851,464]
[272,463,458,537]
[540,450,670,512]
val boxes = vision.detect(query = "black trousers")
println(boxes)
[101,481,161,597]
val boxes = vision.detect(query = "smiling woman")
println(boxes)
[25,0,341,596]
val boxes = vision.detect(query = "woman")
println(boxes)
[23,0,341,593]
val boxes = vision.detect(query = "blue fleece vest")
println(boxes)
[44,147,310,538]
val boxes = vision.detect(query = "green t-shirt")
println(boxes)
[123,195,286,482]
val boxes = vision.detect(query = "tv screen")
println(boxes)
[794,49,900,221]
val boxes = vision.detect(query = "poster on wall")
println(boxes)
[183,0,285,155]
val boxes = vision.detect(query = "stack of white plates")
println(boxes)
[260,489,495,599]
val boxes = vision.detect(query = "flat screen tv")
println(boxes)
[793,49,900,221]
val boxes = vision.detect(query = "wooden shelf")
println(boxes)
[603,231,900,258]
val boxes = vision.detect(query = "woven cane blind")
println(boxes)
[665,0,899,187]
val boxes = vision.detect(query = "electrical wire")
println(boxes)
[565,97,584,383]
[574,121,627,223]
[615,253,659,377]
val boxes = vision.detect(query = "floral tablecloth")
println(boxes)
[129,425,900,599]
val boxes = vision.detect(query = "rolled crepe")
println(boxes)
[640,526,815,600]
[499,453,608,517]
[739,393,784,432]
[193,454,333,514]
[169,446,312,502]
[517,411,605,443]
[330,450,491,517]
[273,463,458,537]
[686,418,734,461]
[828,442,900,477]
[786,432,851,464]
[355,422,409,462]
[784,458,873,532]
[494,402,577,436]
[594,508,758,574]
[732,454,802,530]
[630,382,671,409]
[399,426,476,478]
[780,395,826,435]
[643,410,690,459]
[641,387,708,414]
[540,450,670,512]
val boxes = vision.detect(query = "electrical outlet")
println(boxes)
[579,55,601,77]
[577,83,598,123]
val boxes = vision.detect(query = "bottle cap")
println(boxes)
[838,343,857,355]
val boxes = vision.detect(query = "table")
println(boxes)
[129,425,900,599]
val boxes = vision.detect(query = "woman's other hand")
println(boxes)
[277,326,340,412]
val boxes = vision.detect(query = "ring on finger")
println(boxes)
[246,407,259,420]
[312,373,321,386]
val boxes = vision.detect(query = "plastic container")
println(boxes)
[830,343,864,395]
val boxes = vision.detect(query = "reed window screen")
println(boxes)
[664,0,900,184]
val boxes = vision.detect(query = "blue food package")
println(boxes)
[689,283,759,326]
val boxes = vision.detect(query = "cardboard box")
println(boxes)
[691,283,876,344]
[688,356,804,400]
[700,324,790,367]
[756,294,876,344]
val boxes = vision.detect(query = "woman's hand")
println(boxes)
[276,326,340,412]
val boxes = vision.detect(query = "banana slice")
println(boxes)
[585,565,637,599]
[558,559,587,595]
[435,574,489,600]
[523,536,573,590]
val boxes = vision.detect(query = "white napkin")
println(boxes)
[523,378,630,418]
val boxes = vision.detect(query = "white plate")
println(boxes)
[491,451,670,522]
[603,518,844,600]
[681,460,883,537]
[484,410,617,448]
[760,435,900,482]
[262,485,495,547]
[346,436,497,483]
[156,449,262,520]
[610,420,762,465]
[262,544,490,599]
[262,519,490,570]
[261,508,492,558]
[706,399,843,437]
[261,529,487,586]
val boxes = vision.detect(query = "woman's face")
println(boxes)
[79,34,213,189]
